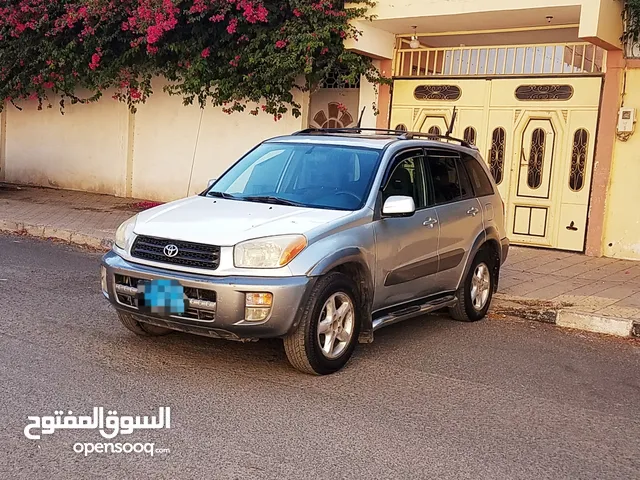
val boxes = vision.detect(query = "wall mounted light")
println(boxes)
[410,26,420,49]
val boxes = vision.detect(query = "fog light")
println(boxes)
[245,307,271,322]
[100,266,108,297]
[245,293,273,322]
[245,293,273,307]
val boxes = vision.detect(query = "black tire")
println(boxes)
[283,272,361,375]
[117,311,173,336]
[449,249,496,322]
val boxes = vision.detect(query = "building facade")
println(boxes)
[348,0,640,260]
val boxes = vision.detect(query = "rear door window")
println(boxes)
[426,150,463,204]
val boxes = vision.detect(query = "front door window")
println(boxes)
[382,154,426,209]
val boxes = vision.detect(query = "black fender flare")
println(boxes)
[307,247,375,342]
[460,227,503,290]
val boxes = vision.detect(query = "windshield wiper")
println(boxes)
[207,191,238,199]
[240,196,305,207]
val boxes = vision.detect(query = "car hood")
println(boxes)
[133,196,350,246]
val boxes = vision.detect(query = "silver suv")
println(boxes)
[101,128,509,375]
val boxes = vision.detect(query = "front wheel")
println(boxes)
[449,249,496,322]
[283,272,361,375]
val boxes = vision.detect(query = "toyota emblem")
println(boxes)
[163,244,179,258]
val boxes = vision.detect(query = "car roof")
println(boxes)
[266,131,478,155]
[265,134,397,150]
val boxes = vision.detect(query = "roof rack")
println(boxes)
[400,132,473,148]
[291,127,474,149]
[293,127,405,136]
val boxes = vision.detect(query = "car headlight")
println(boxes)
[114,215,137,250]
[234,235,307,269]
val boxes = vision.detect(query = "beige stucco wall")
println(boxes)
[3,91,129,196]
[362,0,622,49]
[2,81,309,202]
[358,61,381,128]
[132,78,309,201]
[603,68,640,260]
[344,20,395,59]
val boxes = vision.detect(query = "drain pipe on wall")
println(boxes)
[186,107,205,196]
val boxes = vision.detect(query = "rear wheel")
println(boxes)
[284,272,361,375]
[117,311,173,336]
[449,249,495,322]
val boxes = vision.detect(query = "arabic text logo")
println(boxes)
[24,407,170,440]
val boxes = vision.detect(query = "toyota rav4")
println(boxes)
[101,128,509,375]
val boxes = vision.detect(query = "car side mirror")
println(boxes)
[207,178,217,188]
[382,196,416,217]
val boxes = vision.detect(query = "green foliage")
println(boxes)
[624,0,640,43]
[0,0,387,118]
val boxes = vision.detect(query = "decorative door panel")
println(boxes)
[516,118,556,199]
[390,75,602,252]
[416,113,448,135]
[555,109,599,251]
[485,110,514,204]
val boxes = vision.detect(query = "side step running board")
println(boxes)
[372,295,457,332]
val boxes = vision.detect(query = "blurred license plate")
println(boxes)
[136,279,186,315]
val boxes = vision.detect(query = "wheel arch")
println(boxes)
[461,227,503,291]
[307,248,375,343]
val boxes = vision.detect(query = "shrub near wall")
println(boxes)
[0,0,385,119]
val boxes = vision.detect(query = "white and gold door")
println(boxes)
[390,76,602,252]
[493,77,601,252]
[508,113,563,247]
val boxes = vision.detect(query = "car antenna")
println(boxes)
[356,106,366,131]
[445,106,458,137]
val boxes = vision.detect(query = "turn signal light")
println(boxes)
[245,293,273,322]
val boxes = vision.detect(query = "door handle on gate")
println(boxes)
[423,218,438,228]
[467,207,479,216]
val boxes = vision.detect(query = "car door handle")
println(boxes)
[423,218,438,228]
[467,207,479,217]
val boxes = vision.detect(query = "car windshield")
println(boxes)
[206,142,382,211]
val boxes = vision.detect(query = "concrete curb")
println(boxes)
[556,310,635,337]
[493,294,639,339]
[0,219,113,251]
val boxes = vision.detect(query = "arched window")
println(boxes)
[463,127,477,145]
[515,84,573,101]
[428,125,441,136]
[395,124,408,132]
[414,85,461,101]
[489,128,506,185]
[527,128,546,189]
[570,129,589,191]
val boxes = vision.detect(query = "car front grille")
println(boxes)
[131,235,221,270]
[114,274,216,322]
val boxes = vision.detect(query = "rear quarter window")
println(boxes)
[463,154,495,197]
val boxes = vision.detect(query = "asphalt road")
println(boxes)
[1,234,639,479]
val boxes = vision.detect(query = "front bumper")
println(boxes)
[101,251,315,340]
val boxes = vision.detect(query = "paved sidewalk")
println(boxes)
[0,183,153,249]
[2,183,639,333]
[498,248,640,320]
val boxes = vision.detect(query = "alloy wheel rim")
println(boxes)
[470,262,491,311]
[316,292,355,360]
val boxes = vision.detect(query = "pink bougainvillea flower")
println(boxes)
[89,52,101,71]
